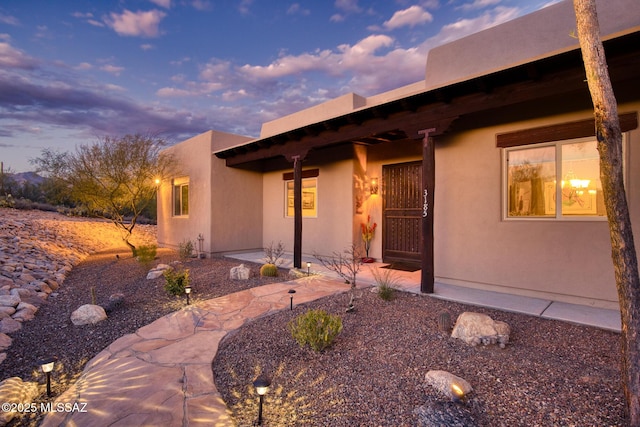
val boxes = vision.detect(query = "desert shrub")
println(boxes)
[371,267,398,301]
[264,241,285,265]
[178,239,194,260]
[136,244,157,267]
[260,263,278,277]
[288,309,343,352]
[163,268,190,296]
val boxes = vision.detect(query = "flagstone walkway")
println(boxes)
[40,276,352,427]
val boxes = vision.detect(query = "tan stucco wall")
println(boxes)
[262,159,353,258]
[157,130,261,255]
[430,103,640,308]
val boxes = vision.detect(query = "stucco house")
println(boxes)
[157,0,640,310]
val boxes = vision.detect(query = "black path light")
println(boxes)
[185,285,192,305]
[306,261,311,276]
[253,375,271,426]
[288,289,296,310]
[39,357,56,397]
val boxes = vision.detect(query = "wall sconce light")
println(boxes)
[154,178,161,186]
[288,289,296,310]
[39,357,56,397]
[253,375,271,426]
[306,261,311,276]
[185,285,192,305]
[370,177,379,195]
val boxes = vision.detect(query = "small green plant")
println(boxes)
[163,268,190,296]
[371,266,398,301]
[288,309,343,352]
[179,239,194,260]
[260,263,278,277]
[136,244,157,268]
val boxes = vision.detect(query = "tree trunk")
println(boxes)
[574,1,640,424]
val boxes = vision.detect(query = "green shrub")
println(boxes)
[371,267,398,301]
[136,245,157,267]
[260,263,278,277]
[163,268,190,296]
[288,309,343,352]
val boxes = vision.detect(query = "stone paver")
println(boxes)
[40,276,352,427]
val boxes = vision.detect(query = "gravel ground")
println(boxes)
[213,290,626,426]
[1,248,284,427]
[2,247,627,426]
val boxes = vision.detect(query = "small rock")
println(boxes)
[425,370,473,400]
[230,264,250,280]
[0,333,12,351]
[71,304,108,326]
[146,264,171,280]
[0,317,21,334]
[0,295,20,308]
[103,293,125,314]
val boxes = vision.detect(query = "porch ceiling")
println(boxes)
[214,30,640,169]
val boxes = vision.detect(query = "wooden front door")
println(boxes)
[382,161,422,264]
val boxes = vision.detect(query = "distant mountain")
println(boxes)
[9,171,46,186]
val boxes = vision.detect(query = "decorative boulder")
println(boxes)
[0,377,40,426]
[230,264,250,280]
[0,333,12,352]
[71,304,107,326]
[425,370,473,400]
[147,264,171,280]
[451,312,510,347]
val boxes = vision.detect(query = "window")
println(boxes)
[505,137,610,219]
[173,178,189,217]
[285,178,317,218]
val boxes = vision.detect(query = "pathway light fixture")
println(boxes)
[185,285,192,305]
[39,357,56,397]
[288,289,296,310]
[306,261,311,276]
[253,376,271,426]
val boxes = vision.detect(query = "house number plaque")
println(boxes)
[423,189,429,217]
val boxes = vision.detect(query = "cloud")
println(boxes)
[100,64,124,75]
[427,6,520,45]
[105,9,166,37]
[238,0,253,15]
[191,0,213,11]
[334,0,362,13]
[456,0,502,12]
[287,3,311,16]
[140,43,155,50]
[383,5,433,30]
[149,0,172,8]
[0,14,20,26]
[0,42,39,70]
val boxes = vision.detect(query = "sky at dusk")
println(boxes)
[0,0,560,172]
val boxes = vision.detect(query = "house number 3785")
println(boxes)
[423,189,429,217]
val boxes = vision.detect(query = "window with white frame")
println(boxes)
[173,177,189,217]
[285,178,317,218]
[504,136,614,219]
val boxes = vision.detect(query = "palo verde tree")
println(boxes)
[573,0,640,423]
[33,134,176,255]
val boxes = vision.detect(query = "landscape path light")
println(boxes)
[253,375,271,426]
[306,261,311,276]
[185,285,192,305]
[39,357,56,397]
[288,289,296,310]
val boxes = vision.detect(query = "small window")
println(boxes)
[505,137,609,219]
[285,178,317,218]
[173,179,189,217]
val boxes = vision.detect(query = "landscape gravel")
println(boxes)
[0,209,627,426]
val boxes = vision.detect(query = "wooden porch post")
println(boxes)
[292,155,303,269]
[419,128,436,293]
